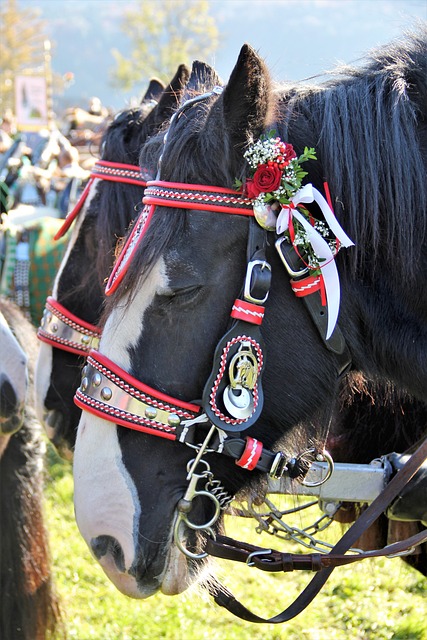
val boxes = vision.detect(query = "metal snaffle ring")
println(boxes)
[173,514,216,559]
[298,448,334,487]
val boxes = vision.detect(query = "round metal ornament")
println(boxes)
[253,202,278,231]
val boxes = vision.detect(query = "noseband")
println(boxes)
[37,161,147,356]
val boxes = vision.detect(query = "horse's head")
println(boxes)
[73,29,427,599]
[35,67,190,459]
[72,45,338,599]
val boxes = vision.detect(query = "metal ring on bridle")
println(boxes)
[173,516,216,559]
[179,490,221,530]
[297,448,334,487]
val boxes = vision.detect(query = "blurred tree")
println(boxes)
[0,0,48,114]
[110,0,219,92]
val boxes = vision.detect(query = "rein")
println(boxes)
[37,161,146,356]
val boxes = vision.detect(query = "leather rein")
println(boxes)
[37,160,147,356]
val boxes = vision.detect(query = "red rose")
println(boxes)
[282,143,297,163]
[246,164,282,198]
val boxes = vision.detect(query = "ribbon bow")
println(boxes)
[276,184,354,339]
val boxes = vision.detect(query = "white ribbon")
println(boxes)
[276,184,354,339]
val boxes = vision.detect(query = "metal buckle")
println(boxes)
[243,259,271,304]
[275,237,309,277]
[269,452,288,479]
[246,548,273,567]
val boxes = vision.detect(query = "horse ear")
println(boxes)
[221,44,273,151]
[141,78,165,104]
[143,64,190,131]
[183,60,222,99]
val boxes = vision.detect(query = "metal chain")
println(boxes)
[230,495,363,555]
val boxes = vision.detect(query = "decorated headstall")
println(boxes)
[37,160,147,356]
[76,93,354,480]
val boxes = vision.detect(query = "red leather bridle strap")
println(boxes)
[37,296,101,356]
[105,181,254,296]
[54,160,147,240]
[74,350,201,440]
[40,160,147,356]
[143,180,254,215]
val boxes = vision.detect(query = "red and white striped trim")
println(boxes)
[209,335,263,426]
[37,297,101,356]
[231,299,265,325]
[143,180,254,216]
[84,350,200,415]
[91,160,147,186]
[105,204,154,296]
[235,436,263,470]
[74,389,178,440]
[54,160,147,240]
[290,275,322,297]
[74,350,201,438]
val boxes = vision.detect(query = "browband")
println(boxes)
[54,160,147,240]
[105,181,254,295]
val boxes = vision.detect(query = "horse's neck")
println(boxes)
[343,275,427,403]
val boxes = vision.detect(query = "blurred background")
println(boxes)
[0,0,426,216]
[2,0,426,116]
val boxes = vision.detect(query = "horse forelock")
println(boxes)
[101,106,155,165]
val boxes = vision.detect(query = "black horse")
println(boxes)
[72,29,427,603]
[0,298,62,639]
[35,67,192,458]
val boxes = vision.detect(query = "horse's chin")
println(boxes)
[160,543,194,595]
[95,542,195,599]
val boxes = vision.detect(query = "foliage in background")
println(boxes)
[44,442,427,640]
[110,0,220,91]
[0,0,49,112]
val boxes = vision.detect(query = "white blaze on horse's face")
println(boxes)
[74,258,189,597]
[0,311,28,440]
[34,182,99,442]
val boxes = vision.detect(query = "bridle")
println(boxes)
[37,160,147,356]
[73,93,427,623]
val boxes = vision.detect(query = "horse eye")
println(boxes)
[156,285,203,308]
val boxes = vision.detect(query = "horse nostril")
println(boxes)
[90,535,125,572]
[0,377,18,418]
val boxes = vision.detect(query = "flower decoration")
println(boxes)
[236,130,355,340]
[235,131,334,272]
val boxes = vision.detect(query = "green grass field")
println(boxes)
[44,443,426,640]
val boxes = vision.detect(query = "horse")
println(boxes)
[72,29,427,616]
[0,298,62,639]
[35,64,220,458]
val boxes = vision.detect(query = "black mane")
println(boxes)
[276,27,427,279]
[120,28,426,302]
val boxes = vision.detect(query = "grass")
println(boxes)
[44,442,427,640]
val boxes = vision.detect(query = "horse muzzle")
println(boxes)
[0,376,25,435]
